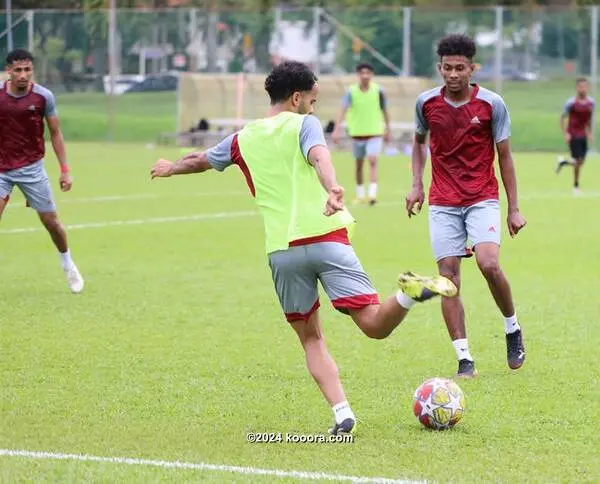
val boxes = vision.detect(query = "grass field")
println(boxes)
[1,143,600,482]
[53,79,598,151]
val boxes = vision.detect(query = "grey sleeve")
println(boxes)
[415,97,429,135]
[341,90,352,109]
[299,115,327,159]
[492,96,511,143]
[563,98,574,115]
[44,90,57,117]
[206,134,235,172]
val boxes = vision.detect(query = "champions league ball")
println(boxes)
[413,377,466,430]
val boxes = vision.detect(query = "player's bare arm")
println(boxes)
[332,107,348,144]
[46,115,71,192]
[151,152,213,178]
[382,108,392,143]
[406,133,427,218]
[496,139,526,237]
[560,112,571,143]
[307,145,344,216]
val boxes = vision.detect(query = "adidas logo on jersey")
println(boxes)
[470,116,481,124]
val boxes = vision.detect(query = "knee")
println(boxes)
[368,156,377,166]
[40,213,60,230]
[438,264,461,290]
[40,213,62,232]
[477,256,501,279]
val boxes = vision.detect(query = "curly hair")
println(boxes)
[264,61,317,105]
[436,34,476,60]
[6,49,34,65]
[356,63,374,72]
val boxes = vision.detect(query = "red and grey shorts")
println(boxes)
[268,242,379,322]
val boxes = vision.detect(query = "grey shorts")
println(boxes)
[0,160,56,213]
[429,199,501,262]
[352,137,383,160]
[268,242,379,322]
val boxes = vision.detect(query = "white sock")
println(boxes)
[504,314,521,334]
[396,290,416,310]
[332,401,355,424]
[453,338,474,362]
[356,185,365,199]
[59,249,74,271]
[368,183,377,199]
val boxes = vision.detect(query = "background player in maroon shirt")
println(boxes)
[405,34,527,378]
[0,49,84,293]
[556,78,595,195]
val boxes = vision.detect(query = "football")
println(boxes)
[413,377,466,430]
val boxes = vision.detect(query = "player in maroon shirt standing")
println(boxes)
[0,49,84,293]
[406,34,527,378]
[556,78,595,195]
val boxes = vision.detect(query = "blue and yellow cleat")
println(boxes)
[397,271,458,302]
[328,418,356,436]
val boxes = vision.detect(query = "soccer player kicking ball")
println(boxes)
[556,78,595,195]
[0,49,84,293]
[151,61,457,435]
[406,34,527,379]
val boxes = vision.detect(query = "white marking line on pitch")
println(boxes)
[3,191,599,235]
[0,210,257,234]
[5,191,247,209]
[0,449,419,484]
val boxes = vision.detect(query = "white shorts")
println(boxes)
[429,199,501,262]
[352,137,383,160]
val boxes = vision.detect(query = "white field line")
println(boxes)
[0,210,257,234]
[5,191,248,209]
[1,191,598,235]
[0,449,421,483]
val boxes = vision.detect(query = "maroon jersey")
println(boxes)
[0,81,57,172]
[415,84,511,207]
[564,96,595,139]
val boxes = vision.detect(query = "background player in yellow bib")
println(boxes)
[332,63,391,205]
[151,61,456,436]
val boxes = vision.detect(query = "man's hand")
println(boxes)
[151,159,174,179]
[564,132,571,144]
[324,186,345,216]
[406,184,425,218]
[59,172,72,192]
[507,210,527,238]
[384,127,391,144]
[332,127,342,145]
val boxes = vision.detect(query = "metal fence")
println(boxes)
[1,6,599,145]
[1,6,599,89]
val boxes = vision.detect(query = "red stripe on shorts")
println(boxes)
[332,293,379,311]
[289,228,350,247]
[285,299,320,323]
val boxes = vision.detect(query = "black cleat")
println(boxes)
[328,418,356,436]
[455,359,478,379]
[368,198,377,206]
[556,157,571,174]
[506,329,526,370]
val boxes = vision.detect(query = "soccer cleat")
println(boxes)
[328,417,356,436]
[556,156,571,174]
[64,264,84,294]
[455,359,478,379]
[368,198,377,206]
[573,186,582,196]
[397,271,458,302]
[506,329,525,370]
